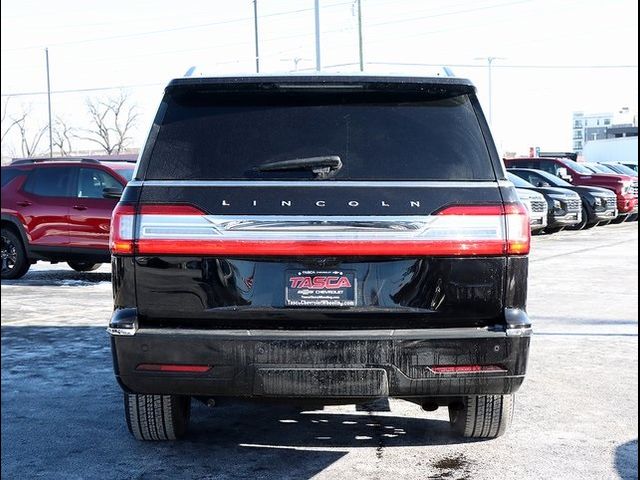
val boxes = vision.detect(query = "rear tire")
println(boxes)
[611,215,628,224]
[124,394,191,441]
[67,262,101,272]
[448,394,514,439]
[1,228,30,280]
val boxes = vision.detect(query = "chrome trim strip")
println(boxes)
[107,326,137,336]
[505,327,533,337]
[136,214,506,241]
[128,180,503,188]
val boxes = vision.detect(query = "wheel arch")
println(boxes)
[1,214,30,255]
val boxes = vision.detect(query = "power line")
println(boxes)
[366,0,533,29]
[1,82,164,97]
[366,62,639,69]
[1,1,354,52]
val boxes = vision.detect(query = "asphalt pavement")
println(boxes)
[1,223,638,479]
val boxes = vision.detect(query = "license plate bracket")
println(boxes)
[285,270,356,307]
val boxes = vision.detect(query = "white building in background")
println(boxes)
[573,107,638,155]
[572,111,613,154]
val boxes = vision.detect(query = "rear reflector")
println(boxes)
[428,365,507,374]
[110,203,530,256]
[136,364,212,373]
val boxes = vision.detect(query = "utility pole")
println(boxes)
[45,48,53,158]
[357,0,364,71]
[253,0,260,73]
[314,0,321,71]
[474,56,505,126]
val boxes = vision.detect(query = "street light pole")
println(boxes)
[474,56,505,127]
[45,48,53,158]
[253,0,260,73]
[357,0,364,72]
[314,0,321,71]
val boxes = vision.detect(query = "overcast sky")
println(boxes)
[1,0,638,157]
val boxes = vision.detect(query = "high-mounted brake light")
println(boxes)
[111,202,530,257]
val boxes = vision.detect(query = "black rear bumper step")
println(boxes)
[111,327,530,399]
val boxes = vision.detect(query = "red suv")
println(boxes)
[1,156,135,279]
[504,157,638,221]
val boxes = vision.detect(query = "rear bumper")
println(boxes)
[110,326,531,399]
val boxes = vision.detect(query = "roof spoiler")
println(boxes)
[539,152,578,161]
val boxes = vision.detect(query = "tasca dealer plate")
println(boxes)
[285,270,356,307]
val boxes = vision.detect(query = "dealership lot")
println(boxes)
[1,224,637,479]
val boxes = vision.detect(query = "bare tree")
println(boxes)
[52,117,75,156]
[1,97,25,144]
[77,92,139,154]
[11,107,47,158]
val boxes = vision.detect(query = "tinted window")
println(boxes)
[587,163,614,174]
[77,168,122,198]
[561,159,592,175]
[1,168,23,187]
[513,169,572,188]
[23,167,74,197]
[144,92,495,181]
[507,172,533,188]
[115,168,134,182]
[605,163,637,176]
[538,160,559,175]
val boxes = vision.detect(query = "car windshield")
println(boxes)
[507,172,534,188]
[562,159,595,175]
[512,169,573,187]
[113,167,135,182]
[586,163,615,174]
[608,163,638,176]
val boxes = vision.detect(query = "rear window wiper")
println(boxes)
[256,155,342,179]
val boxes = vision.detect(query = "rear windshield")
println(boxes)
[142,91,495,181]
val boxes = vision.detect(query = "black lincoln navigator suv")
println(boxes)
[109,75,531,441]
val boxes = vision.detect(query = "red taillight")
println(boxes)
[114,202,530,257]
[138,204,204,215]
[438,203,530,255]
[110,204,136,254]
[436,205,504,216]
[428,365,507,374]
[136,363,212,373]
[504,203,531,255]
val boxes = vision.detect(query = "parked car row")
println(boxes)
[505,156,638,235]
[1,156,136,279]
[1,152,637,279]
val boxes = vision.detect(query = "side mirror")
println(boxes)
[557,167,571,181]
[102,187,123,199]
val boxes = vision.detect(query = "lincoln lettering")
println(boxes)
[220,200,422,208]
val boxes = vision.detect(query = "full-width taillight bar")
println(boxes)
[110,203,530,256]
